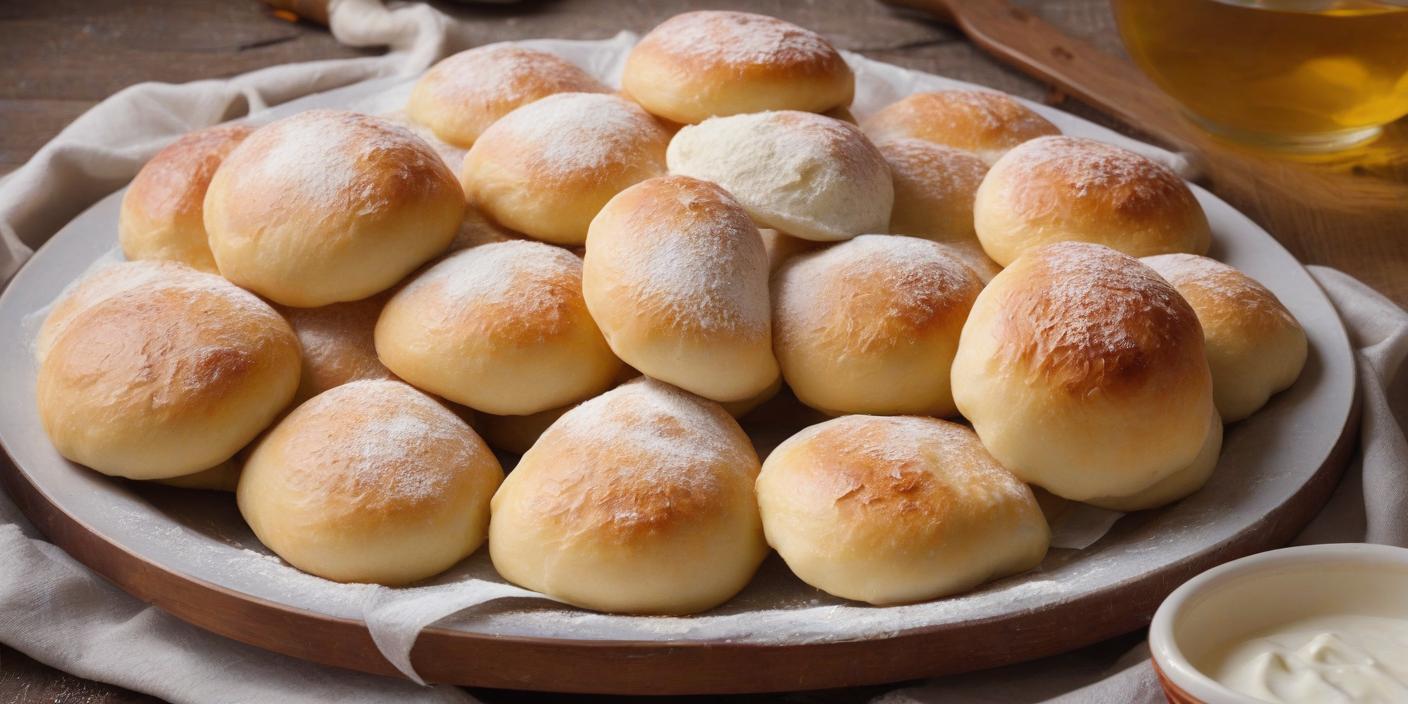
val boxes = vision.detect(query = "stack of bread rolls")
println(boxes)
[35,10,1306,613]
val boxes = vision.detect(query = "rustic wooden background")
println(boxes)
[0,0,1402,701]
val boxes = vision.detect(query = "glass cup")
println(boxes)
[1111,0,1408,152]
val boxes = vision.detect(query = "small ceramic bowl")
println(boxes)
[1149,543,1408,703]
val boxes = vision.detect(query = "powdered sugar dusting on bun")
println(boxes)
[408,45,607,148]
[642,11,841,68]
[474,93,668,181]
[862,90,1060,165]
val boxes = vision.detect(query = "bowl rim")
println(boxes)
[1148,542,1408,703]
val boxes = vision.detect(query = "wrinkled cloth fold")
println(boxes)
[1,1,1403,703]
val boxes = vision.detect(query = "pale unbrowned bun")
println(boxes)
[120,124,254,272]
[667,111,892,242]
[773,235,982,417]
[238,380,503,585]
[35,260,206,364]
[757,415,1049,605]
[879,138,1001,282]
[951,242,1218,505]
[37,273,301,480]
[277,293,395,405]
[408,45,607,148]
[489,378,766,614]
[584,175,778,402]
[1143,254,1307,422]
[622,11,854,125]
[204,110,464,307]
[377,240,623,415]
[460,93,670,246]
[974,136,1211,266]
[861,90,1059,165]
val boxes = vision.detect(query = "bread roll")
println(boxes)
[119,124,253,272]
[460,93,670,246]
[760,228,821,273]
[1143,254,1307,422]
[377,240,622,415]
[773,235,982,417]
[951,242,1217,503]
[879,138,1001,281]
[666,111,892,242]
[37,273,300,480]
[584,175,777,402]
[155,460,242,492]
[35,260,205,364]
[861,90,1059,165]
[974,136,1211,266]
[278,293,395,404]
[204,110,464,307]
[239,380,502,584]
[757,415,1049,605]
[489,378,766,614]
[1086,412,1223,511]
[408,45,607,148]
[622,11,853,125]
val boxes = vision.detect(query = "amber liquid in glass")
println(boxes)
[1113,0,1408,150]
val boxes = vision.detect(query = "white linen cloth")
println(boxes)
[1,1,1403,702]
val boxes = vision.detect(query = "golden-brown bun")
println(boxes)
[861,90,1059,165]
[408,45,607,148]
[666,111,892,242]
[773,235,982,417]
[154,460,242,492]
[204,110,464,307]
[584,175,777,402]
[450,204,521,252]
[277,293,395,405]
[1085,412,1223,511]
[951,242,1217,503]
[238,380,502,585]
[1143,254,1307,422]
[974,136,1211,266]
[756,415,1049,605]
[377,240,623,415]
[460,93,670,246]
[760,228,822,273]
[489,378,766,614]
[37,273,301,480]
[35,260,206,364]
[622,11,854,125]
[879,138,1001,281]
[119,124,253,272]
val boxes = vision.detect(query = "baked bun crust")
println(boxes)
[204,110,464,307]
[35,260,206,364]
[757,415,1049,605]
[37,273,300,480]
[861,90,1059,165]
[377,240,623,415]
[460,93,670,246]
[278,293,395,404]
[120,124,253,272]
[489,378,766,614]
[880,139,1001,281]
[238,380,503,585]
[974,136,1211,266]
[773,235,982,416]
[408,45,607,148]
[622,11,854,125]
[1086,411,1223,511]
[951,242,1217,503]
[584,175,778,402]
[1143,254,1307,422]
[666,111,892,242]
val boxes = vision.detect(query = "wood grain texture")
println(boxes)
[0,0,1393,701]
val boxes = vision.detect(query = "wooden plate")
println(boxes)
[0,44,1359,695]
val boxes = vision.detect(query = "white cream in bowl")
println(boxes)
[1151,544,1408,704]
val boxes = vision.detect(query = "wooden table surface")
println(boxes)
[0,0,1402,701]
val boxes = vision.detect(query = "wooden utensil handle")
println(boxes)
[883,0,1201,153]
